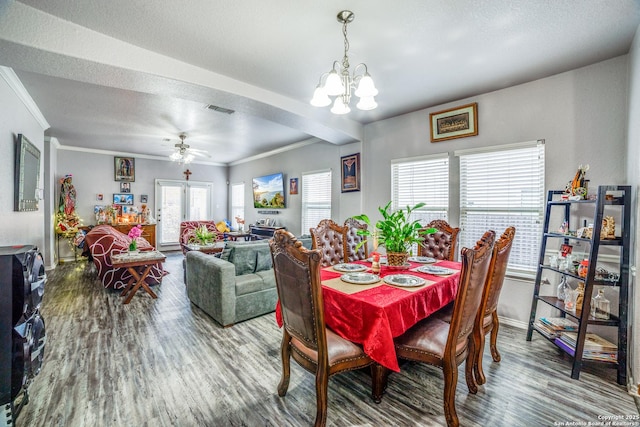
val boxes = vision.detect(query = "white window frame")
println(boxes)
[455,140,546,276]
[391,153,450,225]
[301,169,332,236]
[230,182,245,231]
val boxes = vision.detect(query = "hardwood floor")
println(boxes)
[16,252,638,426]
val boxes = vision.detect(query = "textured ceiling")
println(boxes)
[0,1,639,164]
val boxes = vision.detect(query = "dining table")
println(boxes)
[275,257,461,373]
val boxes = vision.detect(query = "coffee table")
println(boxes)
[111,250,166,304]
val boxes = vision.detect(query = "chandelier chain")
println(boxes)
[341,19,350,72]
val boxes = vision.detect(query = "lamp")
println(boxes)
[310,10,378,114]
[170,134,195,165]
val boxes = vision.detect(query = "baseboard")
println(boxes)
[498,316,528,330]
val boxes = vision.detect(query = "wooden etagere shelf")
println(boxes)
[526,185,630,385]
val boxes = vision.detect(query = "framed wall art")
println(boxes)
[120,182,131,193]
[113,193,134,205]
[289,178,298,195]
[429,102,478,142]
[341,153,360,193]
[114,156,135,181]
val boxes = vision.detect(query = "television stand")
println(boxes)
[249,225,286,240]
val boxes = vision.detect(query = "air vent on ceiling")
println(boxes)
[205,104,235,114]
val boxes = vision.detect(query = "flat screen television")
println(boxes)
[14,134,41,212]
[252,172,285,209]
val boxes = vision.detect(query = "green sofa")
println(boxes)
[185,238,311,327]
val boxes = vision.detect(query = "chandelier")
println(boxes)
[310,10,378,115]
[169,134,195,165]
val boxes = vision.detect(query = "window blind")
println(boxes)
[231,183,245,230]
[457,141,545,274]
[391,154,449,225]
[302,170,332,236]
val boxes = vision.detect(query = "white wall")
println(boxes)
[56,150,227,257]
[362,55,629,327]
[0,71,48,262]
[228,140,363,236]
[625,23,640,393]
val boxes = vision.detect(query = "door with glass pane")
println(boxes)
[155,179,213,246]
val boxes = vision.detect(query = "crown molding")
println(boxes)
[229,138,320,166]
[0,66,50,130]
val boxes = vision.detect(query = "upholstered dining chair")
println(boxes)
[270,230,374,427]
[343,218,369,262]
[418,219,460,261]
[310,219,346,267]
[472,226,516,385]
[394,230,495,427]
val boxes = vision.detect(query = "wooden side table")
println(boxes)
[111,250,166,304]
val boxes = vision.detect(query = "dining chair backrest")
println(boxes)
[418,220,460,261]
[310,219,346,267]
[448,230,495,355]
[270,230,326,352]
[481,227,516,319]
[343,218,368,262]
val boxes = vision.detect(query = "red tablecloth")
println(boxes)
[275,260,460,372]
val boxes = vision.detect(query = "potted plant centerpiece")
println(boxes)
[191,224,216,246]
[352,202,437,266]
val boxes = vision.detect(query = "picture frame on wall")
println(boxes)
[114,156,135,182]
[340,153,361,193]
[140,194,148,203]
[113,193,134,205]
[120,182,131,193]
[429,102,478,142]
[289,178,298,195]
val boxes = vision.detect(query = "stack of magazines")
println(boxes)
[555,332,617,362]
[533,317,578,338]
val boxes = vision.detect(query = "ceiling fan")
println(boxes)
[169,133,211,164]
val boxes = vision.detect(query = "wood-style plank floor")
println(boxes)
[16,252,638,426]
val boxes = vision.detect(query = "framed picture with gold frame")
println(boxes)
[429,102,478,142]
[114,156,135,181]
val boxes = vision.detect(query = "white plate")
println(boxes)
[416,265,456,276]
[383,274,426,287]
[333,263,367,272]
[366,256,388,264]
[340,272,381,285]
[408,256,437,264]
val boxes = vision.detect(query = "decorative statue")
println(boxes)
[56,174,81,233]
[602,216,615,239]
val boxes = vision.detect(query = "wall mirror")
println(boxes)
[14,134,41,211]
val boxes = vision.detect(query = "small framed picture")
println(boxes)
[289,178,298,195]
[140,194,148,203]
[341,153,361,193]
[96,193,103,201]
[114,156,135,182]
[120,182,131,193]
[430,102,478,142]
[113,193,134,205]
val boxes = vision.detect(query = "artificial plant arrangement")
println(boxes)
[191,224,216,245]
[128,224,143,251]
[351,202,437,266]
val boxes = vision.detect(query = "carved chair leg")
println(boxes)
[314,366,329,427]
[465,337,478,394]
[277,331,291,397]
[442,359,460,427]
[473,328,487,386]
[489,312,501,362]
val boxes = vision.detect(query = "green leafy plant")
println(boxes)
[191,224,216,245]
[351,202,437,254]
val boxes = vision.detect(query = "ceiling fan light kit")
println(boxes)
[310,10,378,115]
[170,134,196,165]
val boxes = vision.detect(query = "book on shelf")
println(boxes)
[533,321,559,338]
[554,338,617,362]
[560,332,617,351]
[538,317,578,331]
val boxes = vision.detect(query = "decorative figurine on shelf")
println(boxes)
[371,251,381,275]
[564,164,590,200]
[235,216,245,232]
[602,216,616,239]
[575,281,585,311]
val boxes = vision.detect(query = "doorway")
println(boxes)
[155,179,213,246]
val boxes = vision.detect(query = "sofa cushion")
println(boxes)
[235,273,272,296]
[220,241,272,275]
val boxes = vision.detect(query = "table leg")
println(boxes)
[123,264,157,304]
[371,364,390,403]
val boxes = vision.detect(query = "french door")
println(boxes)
[155,179,213,246]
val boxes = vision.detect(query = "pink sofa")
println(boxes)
[84,224,164,290]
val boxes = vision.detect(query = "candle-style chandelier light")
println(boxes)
[310,10,378,115]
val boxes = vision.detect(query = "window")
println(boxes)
[391,154,449,224]
[301,170,332,236]
[231,183,245,230]
[456,140,545,275]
